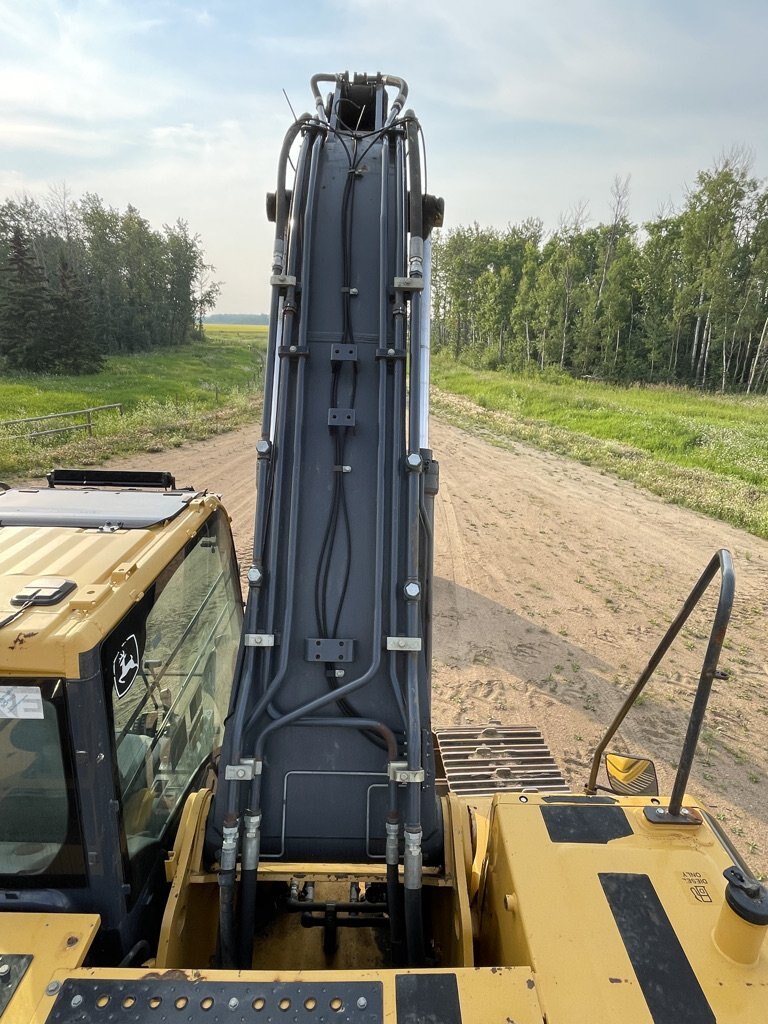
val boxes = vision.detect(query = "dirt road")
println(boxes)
[103,414,768,875]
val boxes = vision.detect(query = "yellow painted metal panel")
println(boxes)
[0,912,99,1024]
[0,496,221,677]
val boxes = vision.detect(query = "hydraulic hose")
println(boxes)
[235,131,322,964]
[237,808,261,968]
[220,129,314,826]
[382,75,408,126]
[273,113,312,273]
[218,813,239,968]
[403,113,426,966]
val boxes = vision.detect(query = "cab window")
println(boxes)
[0,679,85,883]
[104,509,241,888]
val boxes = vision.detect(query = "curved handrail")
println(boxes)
[586,549,735,816]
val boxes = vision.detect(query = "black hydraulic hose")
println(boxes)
[388,132,408,720]
[382,75,408,126]
[291,716,398,761]
[235,133,323,968]
[117,940,150,968]
[245,253,390,741]
[403,118,426,967]
[218,813,239,968]
[243,134,320,736]
[387,860,405,966]
[222,127,314,821]
[236,807,260,969]
[309,73,336,122]
[273,113,312,272]
[404,887,425,967]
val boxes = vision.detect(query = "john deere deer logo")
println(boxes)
[113,634,140,699]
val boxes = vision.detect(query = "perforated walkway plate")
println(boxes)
[435,723,568,795]
[50,978,383,1023]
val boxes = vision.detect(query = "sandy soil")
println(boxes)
[98,415,768,876]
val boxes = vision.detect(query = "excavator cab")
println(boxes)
[0,472,243,962]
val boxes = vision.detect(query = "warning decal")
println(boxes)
[0,685,45,719]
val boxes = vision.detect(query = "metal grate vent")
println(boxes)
[435,723,569,795]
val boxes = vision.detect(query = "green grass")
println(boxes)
[0,327,267,478]
[431,354,768,539]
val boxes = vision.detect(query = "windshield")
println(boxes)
[0,679,85,884]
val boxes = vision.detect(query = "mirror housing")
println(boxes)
[604,752,659,796]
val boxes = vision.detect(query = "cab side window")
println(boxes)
[106,510,241,885]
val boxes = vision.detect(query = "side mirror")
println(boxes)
[604,752,659,796]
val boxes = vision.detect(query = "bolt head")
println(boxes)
[255,439,271,455]
[404,581,421,599]
[357,996,368,1009]
[656,807,664,817]
[46,981,61,995]
[247,566,263,585]
[71,995,83,1009]
[237,769,245,779]
[406,452,422,470]
[0,964,10,980]
[681,808,689,817]
[228,996,239,1009]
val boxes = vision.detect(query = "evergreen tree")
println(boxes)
[0,227,53,371]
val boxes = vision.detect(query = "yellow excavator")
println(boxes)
[1,72,766,1024]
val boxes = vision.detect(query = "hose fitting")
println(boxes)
[220,814,240,873]
[241,810,262,872]
[386,819,400,866]
[404,827,423,890]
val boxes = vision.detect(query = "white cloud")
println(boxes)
[0,1,766,310]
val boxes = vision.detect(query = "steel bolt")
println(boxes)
[357,996,368,1009]
[46,981,61,995]
[237,769,245,779]
[228,996,239,1010]
[71,995,83,1009]
[255,439,271,455]
[656,808,664,817]
[406,452,422,470]
[247,566,263,585]
[404,581,420,599]
[0,964,10,982]
[681,808,689,817]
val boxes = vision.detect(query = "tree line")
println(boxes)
[0,189,219,375]
[432,153,768,393]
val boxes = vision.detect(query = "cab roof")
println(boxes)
[0,486,201,530]
[0,487,225,679]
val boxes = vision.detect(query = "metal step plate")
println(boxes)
[434,723,569,795]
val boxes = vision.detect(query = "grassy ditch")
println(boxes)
[431,354,768,539]
[0,327,266,479]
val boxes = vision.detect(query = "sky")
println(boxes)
[1,0,767,313]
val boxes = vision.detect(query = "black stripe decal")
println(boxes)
[600,873,715,1024]
[541,804,633,844]
[396,972,461,1024]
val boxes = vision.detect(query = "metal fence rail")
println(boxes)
[0,404,123,440]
